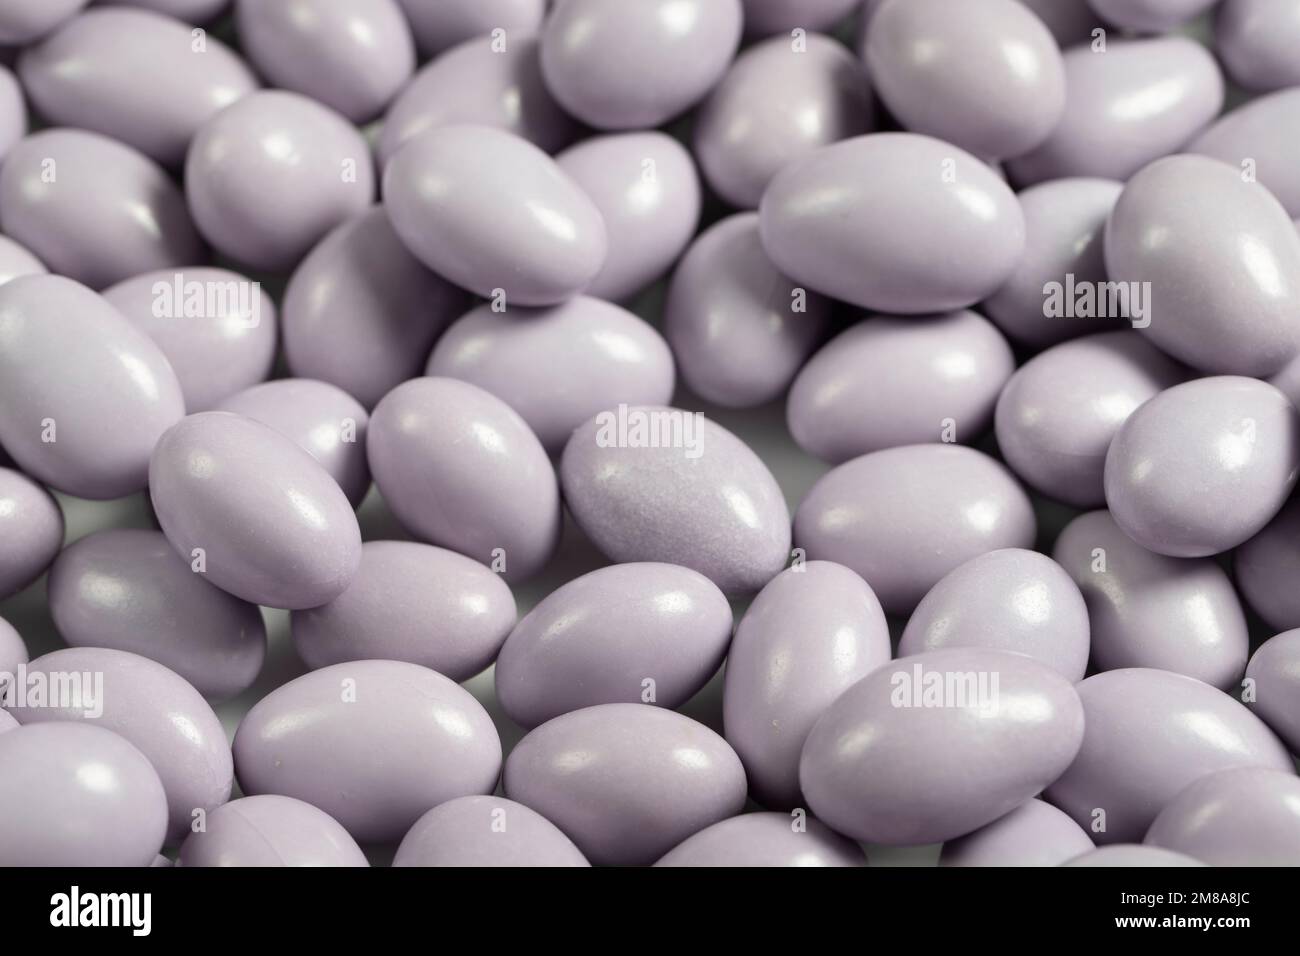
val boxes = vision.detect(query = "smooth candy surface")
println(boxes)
[504,703,747,866]
[393,796,589,868]
[941,799,1095,867]
[111,1,231,21]
[149,411,363,610]
[1089,0,1217,31]
[395,0,546,57]
[1190,88,1300,219]
[234,660,502,843]
[1062,845,1205,867]
[1236,500,1300,633]
[0,0,89,45]
[178,795,368,868]
[655,812,865,867]
[1146,767,1300,866]
[0,64,27,164]
[1215,0,1300,92]
[0,616,28,678]
[0,467,63,600]
[0,234,44,287]
[1243,630,1300,754]
[741,0,862,35]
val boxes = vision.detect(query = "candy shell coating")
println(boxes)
[1190,87,1300,219]
[1215,0,1300,91]
[741,0,862,35]
[941,799,1095,867]
[1062,845,1205,867]
[393,796,589,868]
[0,615,28,679]
[395,0,546,57]
[0,0,89,45]
[1243,629,1300,754]
[1145,767,1300,866]
[178,794,368,867]
[654,812,865,867]
[0,64,26,164]
[0,467,63,600]
[0,234,44,287]
[1089,0,1218,31]
[1235,500,1300,634]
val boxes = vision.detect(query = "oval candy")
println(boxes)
[940,799,1095,868]
[1215,0,1300,92]
[655,812,865,867]
[1243,629,1300,754]
[0,466,63,600]
[178,794,368,868]
[1234,499,1300,634]
[393,796,589,868]
[1062,845,1205,867]
[0,234,44,287]
[1190,88,1300,219]
[1146,767,1300,866]
[0,0,89,46]
[395,0,546,58]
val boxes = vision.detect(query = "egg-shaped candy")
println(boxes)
[178,795,368,867]
[0,616,28,679]
[1236,500,1300,633]
[1146,767,1300,866]
[0,0,89,45]
[742,0,863,35]
[941,799,1095,867]
[0,467,62,600]
[0,65,27,164]
[1017,0,1108,47]
[0,709,16,734]
[1062,845,1205,867]
[1090,0,1218,31]
[1190,88,1300,219]
[393,796,589,868]
[1215,0,1300,92]
[655,812,865,867]
[395,0,546,58]
[1244,630,1300,754]
[0,234,43,287]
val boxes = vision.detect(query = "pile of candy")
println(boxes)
[1,0,1299,868]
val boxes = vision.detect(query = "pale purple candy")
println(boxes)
[367,378,561,582]
[292,540,516,682]
[982,178,1122,350]
[788,310,1015,464]
[1007,38,1223,186]
[496,562,732,729]
[655,812,865,867]
[393,796,589,868]
[800,648,1085,845]
[19,8,258,166]
[504,703,747,866]
[12,647,231,845]
[555,132,701,302]
[795,444,1036,615]
[426,297,675,454]
[0,708,16,734]
[235,0,414,124]
[395,0,546,57]
[665,213,831,409]
[760,133,1026,314]
[1244,630,1300,754]
[995,332,1186,508]
[1146,767,1300,866]
[723,561,891,808]
[178,795,368,868]
[694,32,873,210]
[1190,88,1300,219]
[1062,845,1205,867]
[0,235,44,287]
[0,615,28,678]
[1046,668,1293,843]
[234,660,502,844]
[102,267,277,413]
[186,90,375,272]
[377,34,579,167]
[215,379,370,507]
[0,723,167,867]
[104,1,231,21]
[0,129,205,290]
[866,0,1065,160]
[0,467,63,600]
[1054,510,1248,690]
[282,207,470,410]
[1090,0,1218,31]
[0,64,26,164]
[1104,377,1300,557]
[1017,0,1108,47]
[47,528,266,701]
[899,549,1091,682]
[0,0,89,45]
[742,0,862,34]
[1216,0,1300,91]
[560,407,791,596]
[1236,501,1300,633]
[149,411,363,610]
[0,275,185,500]
[941,799,1095,867]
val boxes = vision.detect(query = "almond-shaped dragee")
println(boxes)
[1062,845,1206,867]
[235,0,413,123]
[234,660,502,843]
[0,130,205,290]
[560,407,791,596]
[1234,501,1300,633]
[742,0,864,35]
[1106,157,1300,377]
[383,126,607,307]
[46,529,266,701]
[0,708,16,734]
[540,0,743,131]
[367,378,561,582]
[0,0,88,45]
[0,616,27,680]
[0,724,166,866]
[1090,0,1218,31]
[982,178,1123,350]
[1006,38,1224,186]
[788,311,1015,464]
[378,34,579,167]
[393,796,590,868]
[1104,377,1300,558]
[694,32,873,211]
[186,90,374,272]
[1190,89,1300,219]
[1215,0,1300,92]
[995,333,1187,509]
[18,8,258,167]
[215,379,371,507]
[794,445,1036,615]
[495,563,732,729]
[723,562,890,808]
[504,703,747,866]
[282,207,470,410]
[759,134,1025,314]
[665,213,832,409]
[0,235,44,287]
[940,799,1095,867]
[149,412,362,609]
[178,795,368,868]
[0,276,185,500]
[654,812,866,867]
[0,467,62,600]
[865,0,1065,160]
[1045,669,1293,844]
[1055,511,1247,688]
[555,133,702,302]
[102,267,277,414]
[292,541,516,682]
[0,65,27,163]
[1146,768,1300,866]
[799,648,1086,845]
[1017,0,1110,47]
[395,0,546,58]
[10,648,232,845]
[426,298,676,454]
[899,549,1091,682]
[1245,630,1300,754]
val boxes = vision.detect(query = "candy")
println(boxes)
[942,799,1095,867]
[0,466,63,600]
[1062,845,1205,867]
[0,234,44,286]
[1243,630,1300,754]
[0,64,27,163]
[1236,502,1300,633]
[395,0,546,58]
[1145,767,1300,866]
[742,0,864,36]
[1190,88,1300,219]
[178,795,368,868]
[0,616,28,678]
[654,812,865,867]
[1215,0,1300,91]
[0,0,89,46]
[393,796,589,868]
[1089,0,1218,32]
[115,1,232,22]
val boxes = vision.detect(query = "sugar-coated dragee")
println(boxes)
[655,813,866,868]
[1190,88,1300,219]
[1243,630,1300,754]
[1145,768,1300,866]
[940,799,1095,868]
[394,0,546,58]
[0,0,89,46]
[1215,0,1300,92]
[393,796,589,868]
[0,65,27,164]
[178,796,368,868]
[0,234,43,287]
[1237,503,1300,632]
[0,616,28,678]
[1062,846,1206,868]
[0,466,63,601]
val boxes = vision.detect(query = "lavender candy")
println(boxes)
[1236,500,1300,633]
[1215,0,1300,92]
[235,661,502,844]
[179,795,368,868]
[292,541,516,682]
[149,411,362,610]
[495,563,733,729]
[0,616,28,679]
[109,1,231,21]
[395,0,546,58]
[393,796,589,868]
[1016,0,1108,47]
[0,234,44,287]
[0,467,63,600]
[941,799,1095,868]
[741,0,863,35]
[47,529,266,701]
[655,813,865,867]
[504,704,747,867]
[1244,630,1300,754]
[1190,88,1300,219]
[0,709,16,734]
[0,64,26,164]
[1146,768,1300,866]
[1062,846,1205,867]
[0,0,89,45]
[0,723,167,867]
[1090,0,1218,31]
